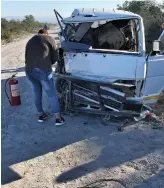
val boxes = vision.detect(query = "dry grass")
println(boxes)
[150,92,164,123]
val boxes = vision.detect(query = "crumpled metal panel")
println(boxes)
[72,72,118,83]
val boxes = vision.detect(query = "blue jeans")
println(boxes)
[25,68,60,115]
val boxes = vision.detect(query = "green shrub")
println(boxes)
[1,15,47,43]
[1,31,12,42]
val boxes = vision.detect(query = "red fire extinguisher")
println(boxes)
[5,73,21,106]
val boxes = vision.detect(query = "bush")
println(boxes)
[1,15,46,43]
[1,31,12,42]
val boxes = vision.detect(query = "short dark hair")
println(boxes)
[38,29,48,35]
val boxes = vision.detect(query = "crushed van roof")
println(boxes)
[63,8,141,23]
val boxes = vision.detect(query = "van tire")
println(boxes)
[55,78,66,94]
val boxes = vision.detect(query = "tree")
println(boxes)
[23,15,35,24]
[1,18,9,29]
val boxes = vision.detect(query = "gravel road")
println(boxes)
[1,30,164,188]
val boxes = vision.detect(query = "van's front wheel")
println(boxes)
[55,78,66,94]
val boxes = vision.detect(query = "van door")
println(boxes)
[142,55,164,103]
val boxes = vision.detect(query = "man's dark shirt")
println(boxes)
[25,34,58,72]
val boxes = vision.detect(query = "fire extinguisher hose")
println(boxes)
[4,78,12,105]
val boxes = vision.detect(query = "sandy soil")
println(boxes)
[1,30,164,188]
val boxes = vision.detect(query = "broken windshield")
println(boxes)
[64,18,139,52]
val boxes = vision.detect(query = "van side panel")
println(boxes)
[143,55,164,96]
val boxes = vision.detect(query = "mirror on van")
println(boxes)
[153,40,160,51]
[149,40,161,56]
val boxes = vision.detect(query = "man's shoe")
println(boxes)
[55,116,65,126]
[38,113,51,123]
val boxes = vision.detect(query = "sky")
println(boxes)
[1,0,125,23]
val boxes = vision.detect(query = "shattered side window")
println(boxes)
[96,22,126,50]
[65,23,93,45]
[64,24,78,41]
[93,19,139,51]
[98,20,138,52]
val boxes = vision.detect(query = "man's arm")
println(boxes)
[25,42,29,64]
[48,36,59,65]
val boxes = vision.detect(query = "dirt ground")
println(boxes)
[1,30,164,188]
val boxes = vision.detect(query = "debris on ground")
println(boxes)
[150,92,164,124]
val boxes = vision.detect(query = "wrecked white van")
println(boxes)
[54,8,164,119]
